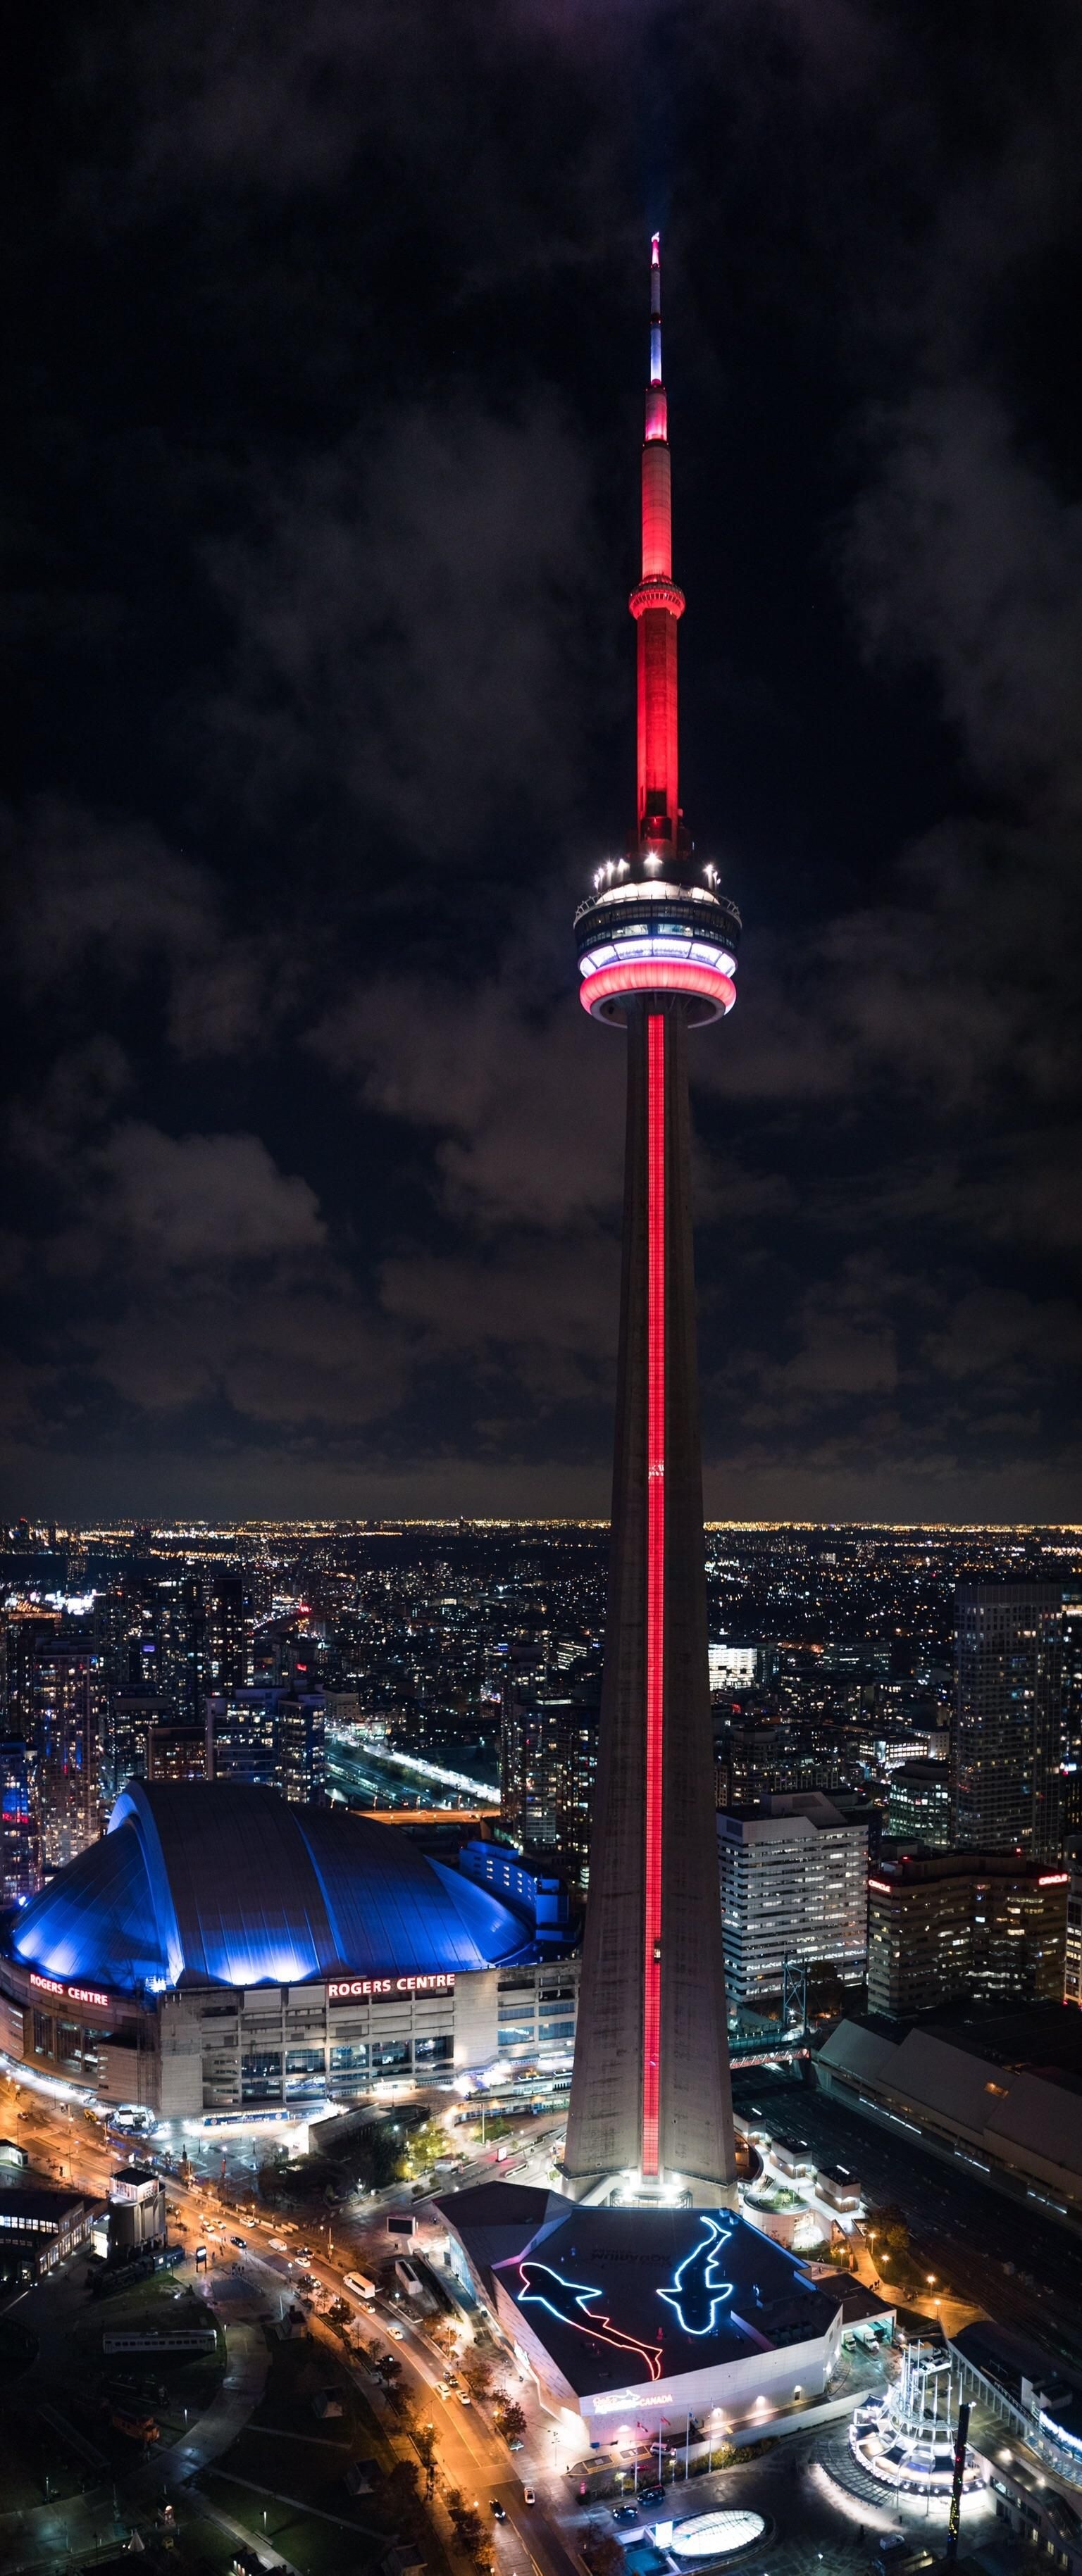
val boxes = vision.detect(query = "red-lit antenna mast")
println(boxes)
[630,232,686,855]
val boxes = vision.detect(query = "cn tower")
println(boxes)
[564,237,740,2204]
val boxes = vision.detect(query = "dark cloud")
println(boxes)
[204,403,604,859]
[5,0,1082,1511]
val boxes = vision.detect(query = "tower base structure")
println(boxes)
[560,2164,739,2212]
[563,1001,737,2200]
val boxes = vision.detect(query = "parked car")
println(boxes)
[639,2484,666,2506]
[522,2487,535,2507]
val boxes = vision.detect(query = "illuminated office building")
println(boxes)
[867,1850,1069,2018]
[954,1582,1067,1858]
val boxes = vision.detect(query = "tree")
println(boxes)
[413,2421,438,2495]
[447,2489,490,2559]
[351,2121,409,2193]
[494,2399,527,2445]
[583,2539,625,2576]
[378,2352,404,2387]
[405,2120,444,2175]
[381,2458,425,2539]
[462,2354,494,2401]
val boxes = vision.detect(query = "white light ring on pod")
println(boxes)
[579,958,736,1021]
[578,939,737,980]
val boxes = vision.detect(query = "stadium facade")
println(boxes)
[0,1782,579,2118]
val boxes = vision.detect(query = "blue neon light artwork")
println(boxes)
[517,2261,662,2381]
[657,2216,735,2337]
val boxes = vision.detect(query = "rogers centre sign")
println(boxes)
[328,1972,455,2000]
[29,1972,111,2008]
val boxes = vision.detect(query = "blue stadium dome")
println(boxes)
[11,1781,532,1994]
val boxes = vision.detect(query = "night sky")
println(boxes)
[6,1,1082,1522]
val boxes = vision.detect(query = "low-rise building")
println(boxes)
[717,1792,868,2008]
[816,2002,1082,2234]
[0,2185,93,2281]
[867,1851,1068,2018]
[437,2183,845,2445]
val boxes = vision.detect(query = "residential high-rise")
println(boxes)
[206,1688,281,1790]
[30,1627,98,1872]
[206,1684,325,1803]
[277,1692,325,1807]
[205,1570,254,1694]
[954,1583,1067,1858]
[147,1720,209,1784]
[564,239,740,2201]
[0,1739,36,1903]
[499,1689,599,1887]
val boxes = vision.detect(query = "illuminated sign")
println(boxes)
[657,2216,735,2337]
[1038,1874,1069,1888]
[328,1973,454,2000]
[591,2386,676,2415]
[866,1879,893,1894]
[28,1972,109,2006]
[517,2261,662,2382]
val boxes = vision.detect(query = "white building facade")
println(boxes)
[717,1792,868,2007]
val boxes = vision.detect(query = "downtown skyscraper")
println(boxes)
[565,240,739,2202]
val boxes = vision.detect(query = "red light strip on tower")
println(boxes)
[642,1010,665,2178]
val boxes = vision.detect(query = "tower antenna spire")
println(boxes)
[634,232,683,853]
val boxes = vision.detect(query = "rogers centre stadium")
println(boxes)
[0,1782,580,2119]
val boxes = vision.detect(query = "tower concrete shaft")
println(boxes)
[566,238,738,2199]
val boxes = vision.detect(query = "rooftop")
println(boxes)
[444,2187,840,2401]
[6,1780,543,1994]
[0,2187,87,2222]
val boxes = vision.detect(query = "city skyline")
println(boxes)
[6,9,1082,1523]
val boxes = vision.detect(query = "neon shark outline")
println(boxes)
[657,2215,735,2337]
[516,2261,663,2381]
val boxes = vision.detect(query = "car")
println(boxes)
[639,2484,666,2506]
[522,2487,535,2507]
[268,2237,288,2252]
[459,2389,472,2405]
[230,2234,247,2249]
[390,2324,405,2340]
[614,2506,638,2524]
[507,2439,523,2452]
[491,2502,506,2522]
[296,2245,313,2259]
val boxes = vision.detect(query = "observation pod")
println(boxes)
[564,237,740,2206]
